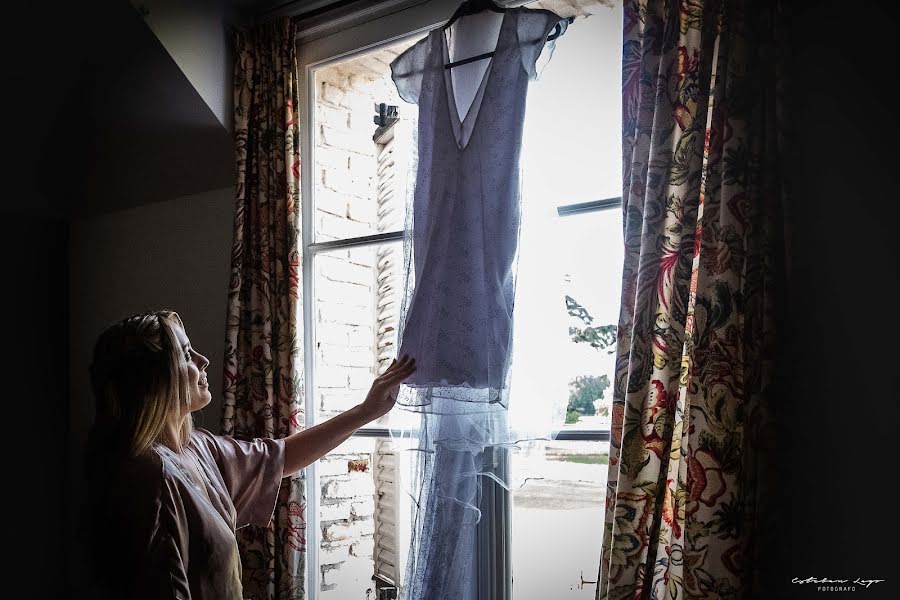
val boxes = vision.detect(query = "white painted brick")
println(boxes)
[348,325,374,342]
[317,67,350,88]
[321,165,372,198]
[341,90,377,117]
[351,56,389,80]
[351,497,375,518]
[323,555,376,594]
[316,146,351,173]
[315,279,373,305]
[315,321,349,346]
[317,212,373,240]
[319,543,350,566]
[323,521,359,541]
[315,365,348,388]
[320,389,362,412]
[350,535,375,558]
[347,195,379,224]
[320,500,352,522]
[321,344,374,369]
[316,104,350,130]
[348,367,375,390]
[347,246,376,268]
[314,189,350,218]
[319,302,372,326]
[356,518,375,536]
[319,564,341,587]
[320,125,373,155]
[324,477,375,500]
[320,81,346,106]
[319,458,352,478]
[347,152,376,174]
[332,437,377,455]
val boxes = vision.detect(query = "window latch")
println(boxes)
[374,102,399,127]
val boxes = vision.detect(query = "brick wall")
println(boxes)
[313,45,410,599]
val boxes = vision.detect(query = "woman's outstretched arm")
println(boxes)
[282,355,416,476]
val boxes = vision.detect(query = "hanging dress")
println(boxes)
[389,7,569,600]
[392,6,568,397]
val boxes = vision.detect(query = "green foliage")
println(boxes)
[565,295,617,353]
[567,374,610,415]
[566,410,582,424]
[550,454,609,465]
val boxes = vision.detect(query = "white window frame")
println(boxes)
[297,3,616,598]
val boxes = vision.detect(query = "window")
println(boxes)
[298,2,621,598]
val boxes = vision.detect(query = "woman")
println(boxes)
[85,310,415,599]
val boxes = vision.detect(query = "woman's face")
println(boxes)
[171,322,211,414]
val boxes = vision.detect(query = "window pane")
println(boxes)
[313,38,420,243]
[521,2,623,205]
[517,2,624,432]
[318,436,378,599]
[557,208,622,431]
[318,436,412,598]
[314,242,408,428]
[512,440,609,598]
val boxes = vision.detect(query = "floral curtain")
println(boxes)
[223,18,305,600]
[598,0,786,597]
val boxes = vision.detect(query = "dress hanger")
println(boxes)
[442,0,571,70]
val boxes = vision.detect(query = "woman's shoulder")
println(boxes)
[188,427,221,456]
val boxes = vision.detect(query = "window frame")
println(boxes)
[297,5,618,598]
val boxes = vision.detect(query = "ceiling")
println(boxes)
[13,0,613,220]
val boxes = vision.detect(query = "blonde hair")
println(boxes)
[88,310,194,457]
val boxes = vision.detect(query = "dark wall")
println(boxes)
[6,1,99,595]
[770,1,896,597]
[7,0,235,595]
[6,218,70,597]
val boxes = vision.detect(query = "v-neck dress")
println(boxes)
[391,7,568,392]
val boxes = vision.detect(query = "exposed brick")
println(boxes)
[348,325,375,341]
[323,521,359,541]
[319,543,350,566]
[320,124,373,156]
[321,555,376,595]
[315,321,349,346]
[320,81,346,106]
[324,477,375,500]
[320,500,352,522]
[350,535,375,558]
[315,365,348,388]
[319,389,363,412]
[319,302,372,326]
[315,279,373,306]
[317,212,374,240]
[316,104,350,130]
[318,458,352,478]
[348,367,375,390]
[314,189,348,217]
[356,518,375,536]
[316,146,351,174]
[320,344,374,369]
[332,437,377,455]
[347,246,377,268]
[351,496,375,518]
[347,194,379,223]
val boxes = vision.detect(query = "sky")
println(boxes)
[511,2,624,421]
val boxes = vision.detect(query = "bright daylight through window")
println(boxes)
[302,2,622,598]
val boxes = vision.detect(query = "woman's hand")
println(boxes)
[281,355,416,476]
[360,354,416,421]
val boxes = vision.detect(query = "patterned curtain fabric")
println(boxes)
[598,0,786,598]
[223,18,305,600]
